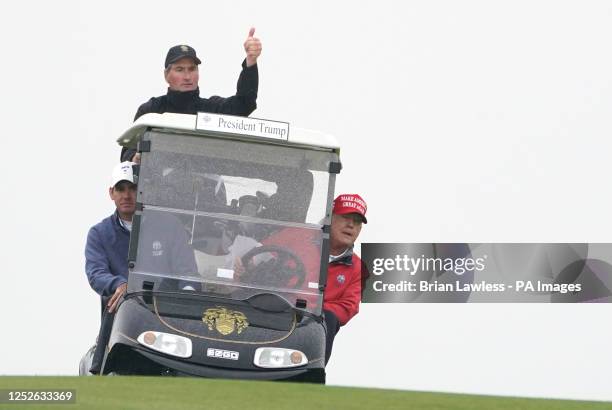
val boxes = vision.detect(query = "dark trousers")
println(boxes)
[90,299,115,374]
[323,309,340,365]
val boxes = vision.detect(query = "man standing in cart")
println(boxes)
[122,28,263,162]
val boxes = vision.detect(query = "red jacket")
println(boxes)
[324,251,366,326]
[260,228,368,325]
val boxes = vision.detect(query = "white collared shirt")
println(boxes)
[329,247,351,263]
[119,218,132,232]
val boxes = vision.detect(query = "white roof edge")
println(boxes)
[116,113,196,147]
[116,112,340,150]
[289,126,340,149]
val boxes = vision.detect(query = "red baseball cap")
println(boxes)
[332,194,368,223]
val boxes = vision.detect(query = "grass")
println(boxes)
[0,376,610,410]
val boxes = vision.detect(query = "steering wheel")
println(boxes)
[241,245,306,289]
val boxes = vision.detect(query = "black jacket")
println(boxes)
[121,60,258,161]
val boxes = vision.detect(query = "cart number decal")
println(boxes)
[207,348,239,360]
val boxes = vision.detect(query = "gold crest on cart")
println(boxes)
[203,307,249,336]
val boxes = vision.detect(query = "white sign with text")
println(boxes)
[196,113,289,141]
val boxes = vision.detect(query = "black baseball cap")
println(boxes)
[165,45,202,68]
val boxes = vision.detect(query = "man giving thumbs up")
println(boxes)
[123,28,263,162]
[244,27,263,67]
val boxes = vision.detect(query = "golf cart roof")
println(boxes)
[117,113,340,151]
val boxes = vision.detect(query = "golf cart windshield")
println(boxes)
[128,130,337,315]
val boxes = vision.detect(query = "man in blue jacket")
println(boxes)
[85,162,137,314]
[85,162,199,373]
[84,161,138,374]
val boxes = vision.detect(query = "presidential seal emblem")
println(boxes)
[152,241,163,256]
[203,307,249,336]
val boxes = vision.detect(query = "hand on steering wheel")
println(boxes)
[240,245,306,289]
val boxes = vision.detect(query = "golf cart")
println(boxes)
[82,113,340,382]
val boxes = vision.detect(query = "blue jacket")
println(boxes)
[85,211,130,297]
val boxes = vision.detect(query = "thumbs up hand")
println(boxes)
[244,27,262,67]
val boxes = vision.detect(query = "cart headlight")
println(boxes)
[253,348,308,368]
[137,331,192,358]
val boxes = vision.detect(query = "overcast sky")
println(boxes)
[1,0,612,402]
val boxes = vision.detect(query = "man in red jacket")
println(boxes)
[323,194,368,364]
